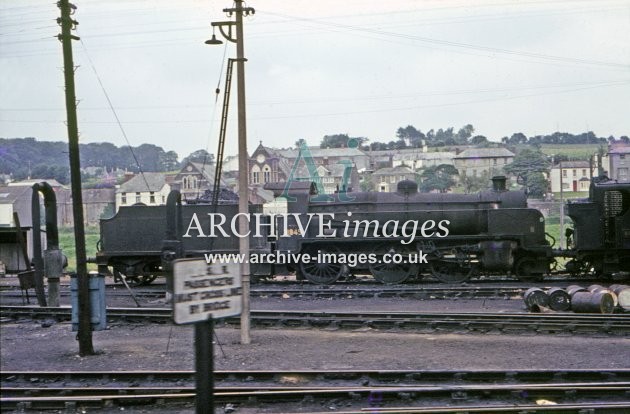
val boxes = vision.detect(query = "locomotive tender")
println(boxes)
[95,176,629,285]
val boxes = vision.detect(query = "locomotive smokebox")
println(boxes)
[491,176,507,192]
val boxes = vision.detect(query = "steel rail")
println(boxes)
[2,385,630,410]
[2,306,629,335]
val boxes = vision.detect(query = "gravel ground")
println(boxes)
[2,320,629,372]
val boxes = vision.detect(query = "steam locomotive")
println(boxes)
[94,176,630,285]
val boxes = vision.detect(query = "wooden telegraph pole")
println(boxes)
[207,0,255,344]
[57,0,94,356]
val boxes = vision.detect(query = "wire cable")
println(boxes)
[77,34,151,191]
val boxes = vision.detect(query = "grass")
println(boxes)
[539,144,603,160]
[58,226,100,272]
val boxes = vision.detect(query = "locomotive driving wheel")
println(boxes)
[514,257,544,282]
[369,244,419,284]
[430,260,474,284]
[297,245,347,285]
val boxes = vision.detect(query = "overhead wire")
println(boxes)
[77,33,152,191]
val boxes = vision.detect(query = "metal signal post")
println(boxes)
[57,0,94,355]
[206,0,255,345]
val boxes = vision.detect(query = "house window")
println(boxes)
[582,169,587,177]
[263,165,271,183]
[150,192,155,204]
[183,175,197,190]
[380,176,385,183]
[573,170,577,177]
[121,193,127,204]
[135,192,141,203]
[493,159,497,165]
[562,170,567,178]
[251,165,260,184]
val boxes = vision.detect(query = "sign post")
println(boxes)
[172,259,242,414]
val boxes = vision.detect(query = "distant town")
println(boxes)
[1,129,629,230]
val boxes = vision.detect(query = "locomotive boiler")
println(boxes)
[273,176,552,284]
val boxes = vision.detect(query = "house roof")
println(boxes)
[0,185,31,204]
[372,165,416,176]
[608,143,630,154]
[7,178,66,188]
[277,147,368,159]
[392,152,455,162]
[119,172,168,192]
[552,160,591,169]
[454,148,514,159]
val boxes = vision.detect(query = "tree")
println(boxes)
[526,172,548,198]
[504,148,550,197]
[182,149,214,165]
[418,164,458,193]
[461,174,489,193]
[470,135,489,146]
[320,134,367,149]
[396,125,425,147]
[159,150,180,171]
[456,124,474,144]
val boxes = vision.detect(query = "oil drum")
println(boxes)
[523,287,549,312]
[587,285,618,307]
[571,291,615,314]
[546,287,571,311]
[609,284,630,310]
[566,285,587,298]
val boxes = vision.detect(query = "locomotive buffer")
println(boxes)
[172,258,242,413]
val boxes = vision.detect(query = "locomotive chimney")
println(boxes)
[492,175,507,192]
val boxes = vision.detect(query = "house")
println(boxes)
[453,148,515,178]
[391,151,455,170]
[249,143,364,195]
[371,166,417,192]
[249,143,292,186]
[549,161,597,192]
[276,146,371,174]
[170,161,231,202]
[115,172,170,211]
[607,142,630,182]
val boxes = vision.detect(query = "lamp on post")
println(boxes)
[206,0,255,345]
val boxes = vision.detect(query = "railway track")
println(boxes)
[2,369,629,411]
[2,281,622,302]
[2,305,628,335]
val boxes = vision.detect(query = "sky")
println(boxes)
[1,0,629,161]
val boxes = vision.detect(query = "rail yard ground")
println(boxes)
[1,275,629,413]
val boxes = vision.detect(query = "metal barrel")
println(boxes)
[571,291,615,314]
[546,287,571,311]
[523,287,549,312]
[587,286,618,307]
[609,284,630,310]
[566,285,587,298]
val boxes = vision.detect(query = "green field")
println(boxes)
[539,144,603,160]
[58,226,100,272]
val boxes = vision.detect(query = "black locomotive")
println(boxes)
[94,176,629,285]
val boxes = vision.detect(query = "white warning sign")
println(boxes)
[172,258,242,325]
